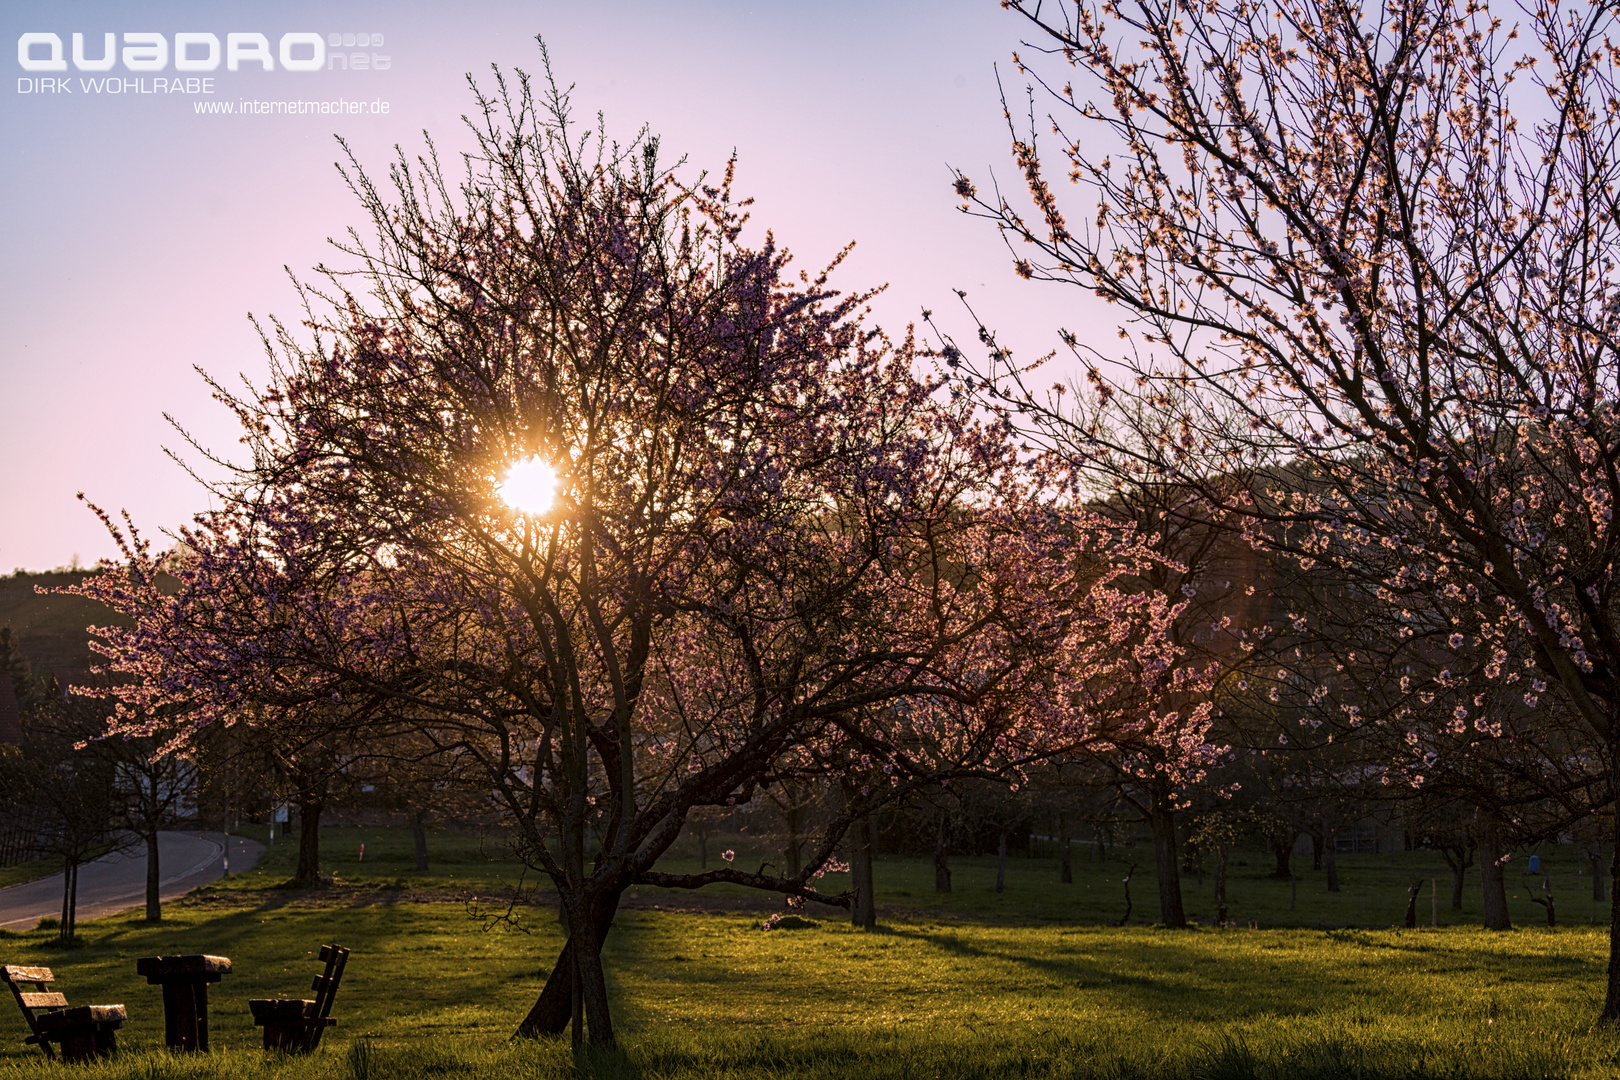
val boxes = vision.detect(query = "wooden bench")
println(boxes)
[1,965,125,1062]
[248,944,348,1052]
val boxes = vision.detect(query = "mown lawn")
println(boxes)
[0,902,1613,1078]
[0,824,1610,1078]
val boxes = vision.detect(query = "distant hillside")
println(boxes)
[0,570,129,684]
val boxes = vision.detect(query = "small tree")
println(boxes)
[0,683,126,942]
[1188,809,1244,925]
[104,723,195,921]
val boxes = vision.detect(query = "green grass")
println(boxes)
[216,824,531,898]
[0,824,1596,1077]
[0,859,61,892]
[0,899,1612,1078]
[223,822,1608,932]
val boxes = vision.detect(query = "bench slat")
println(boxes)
[256,944,347,1053]
[17,994,67,1010]
[1,968,53,984]
[36,1005,125,1029]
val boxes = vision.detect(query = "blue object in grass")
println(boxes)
[1528,854,1541,873]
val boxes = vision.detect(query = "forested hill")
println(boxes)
[0,570,128,684]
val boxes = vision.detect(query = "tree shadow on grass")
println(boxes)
[882,923,1165,991]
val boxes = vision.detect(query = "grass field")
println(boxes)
[221,820,1612,932]
[0,859,64,892]
[0,892,1612,1078]
[0,825,1602,1077]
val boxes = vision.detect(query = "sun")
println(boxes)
[498,455,558,515]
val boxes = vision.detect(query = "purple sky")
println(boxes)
[2,1,1103,572]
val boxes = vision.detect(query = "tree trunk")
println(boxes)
[995,829,1008,894]
[59,857,72,942]
[1325,836,1340,893]
[1059,814,1073,885]
[413,811,429,872]
[933,813,952,893]
[1272,836,1292,880]
[783,805,802,878]
[1405,880,1421,928]
[1605,741,1620,1020]
[850,813,876,929]
[1214,847,1227,924]
[145,828,162,921]
[66,862,76,941]
[1478,808,1512,931]
[293,800,324,886]
[1594,846,1606,903]
[1441,841,1474,912]
[567,902,615,1047]
[515,890,624,1040]
[1148,794,1186,927]
[1529,881,1556,927]
[1116,863,1135,926]
[1310,828,1324,871]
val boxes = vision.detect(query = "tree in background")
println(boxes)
[365,729,494,873]
[981,478,1262,926]
[0,681,126,943]
[1187,807,1246,924]
[227,711,386,888]
[0,627,43,715]
[102,719,195,921]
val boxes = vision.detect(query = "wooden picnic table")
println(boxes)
[135,954,231,1051]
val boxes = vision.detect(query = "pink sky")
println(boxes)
[1,0,1104,571]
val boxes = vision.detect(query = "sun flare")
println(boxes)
[498,455,558,515]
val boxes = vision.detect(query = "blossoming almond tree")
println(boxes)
[69,64,1209,1045]
[952,0,1620,1018]
[1050,479,1253,926]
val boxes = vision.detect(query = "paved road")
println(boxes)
[0,832,266,929]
